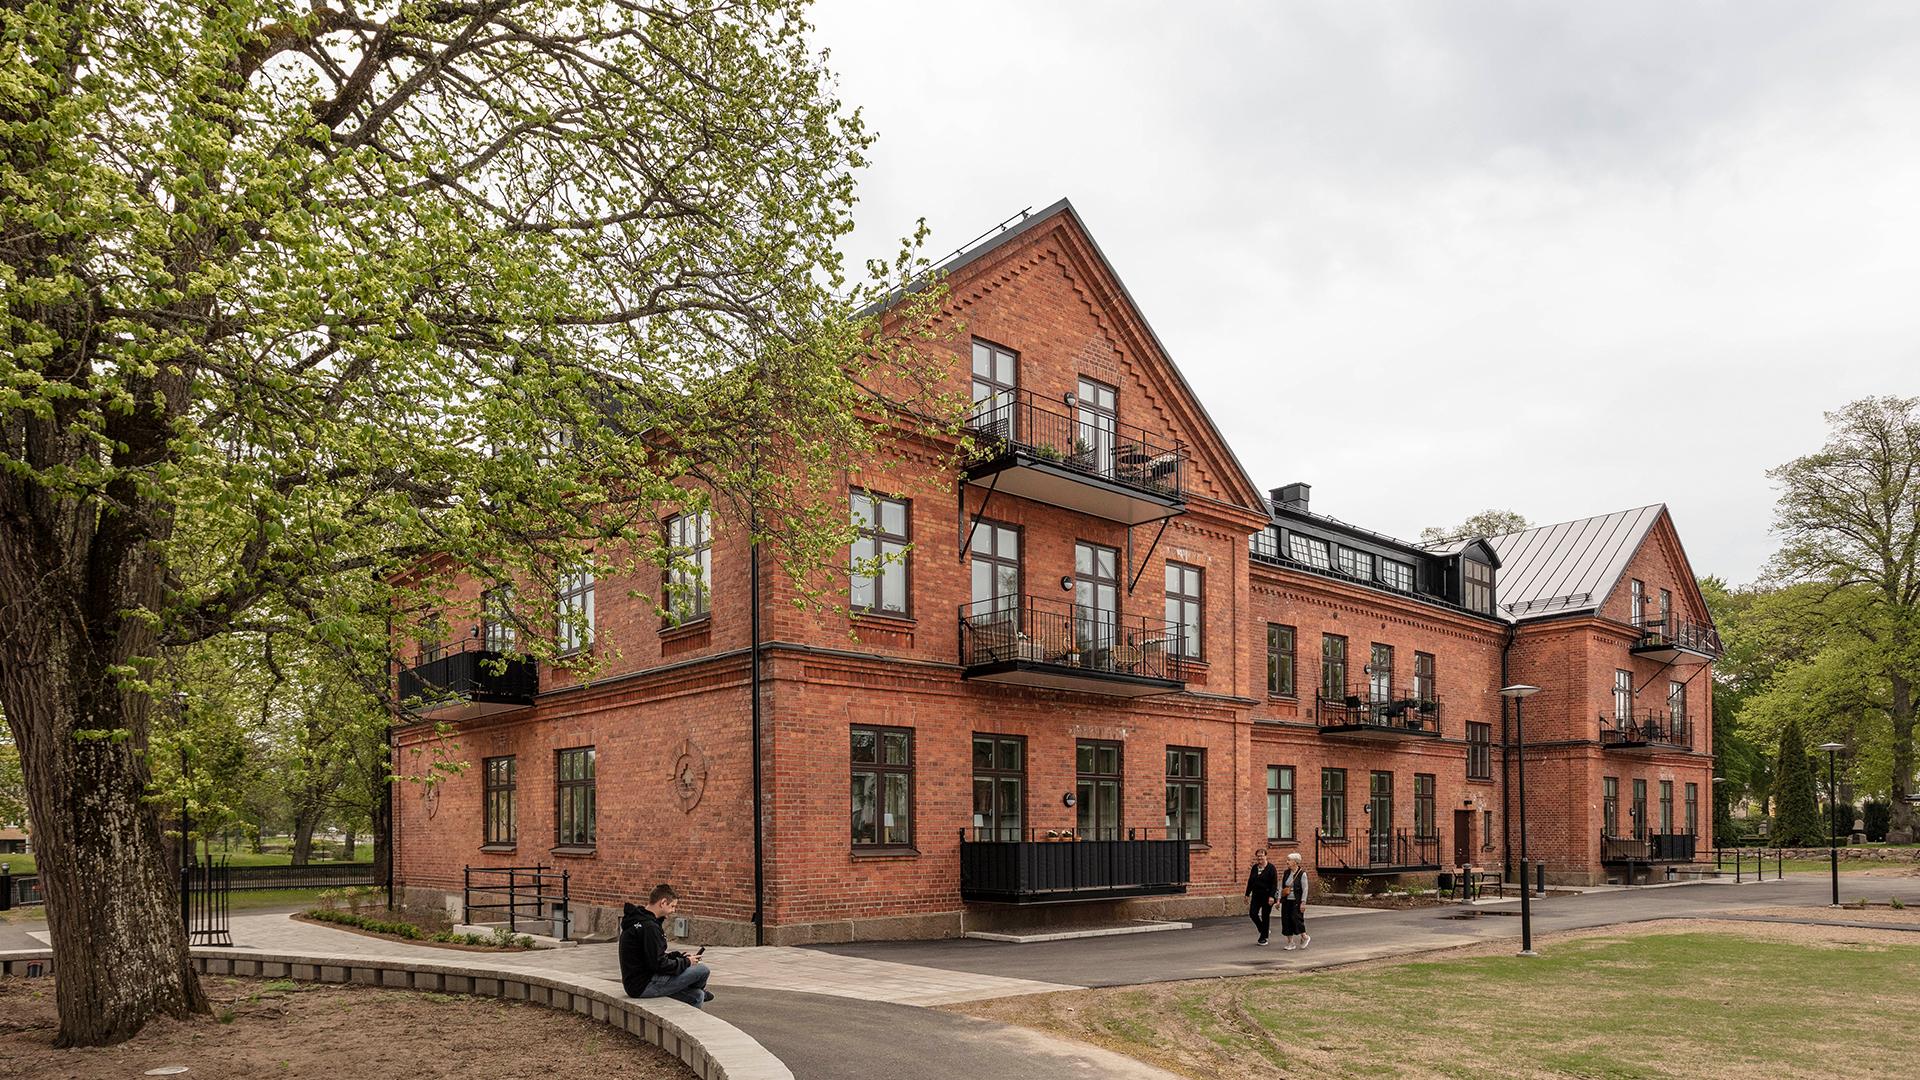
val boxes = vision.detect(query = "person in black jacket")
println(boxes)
[1244,848,1278,945]
[618,883,713,1007]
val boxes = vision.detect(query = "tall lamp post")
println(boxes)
[1500,684,1542,956]
[1818,742,1845,908]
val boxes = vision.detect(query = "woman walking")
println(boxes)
[1244,848,1278,945]
[1279,851,1311,950]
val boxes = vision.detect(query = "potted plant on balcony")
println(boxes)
[1067,437,1095,470]
[1033,442,1065,462]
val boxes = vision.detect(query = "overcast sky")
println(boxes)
[810,1,1920,586]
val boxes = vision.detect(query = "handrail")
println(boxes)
[1313,827,1439,869]
[1632,616,1722,656]
[463,864,571,941]
[1597,708,1693,750]
[965,389,1185,500]
[958,594,1184,681]
[1317,685,1442,733]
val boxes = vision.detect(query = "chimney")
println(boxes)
[1271,483,1311,513]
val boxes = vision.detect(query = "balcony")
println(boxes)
[1314,828,1441,875]
[959,595,1185,699]
[399,639,537,720]
[964,390,1186,524]
[1316,686,1442,738]
[958,828,1190,904]
[1601,832,1698,863]
[1630,618,1721,664]
[1598,709,1694,752]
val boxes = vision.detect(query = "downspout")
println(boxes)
[385,610,397,912]
[749,498,766,947]
[1499,623,1515,883]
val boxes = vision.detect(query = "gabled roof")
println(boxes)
[1431,504,1666,620]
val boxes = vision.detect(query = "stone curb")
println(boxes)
[0,947,789,1080]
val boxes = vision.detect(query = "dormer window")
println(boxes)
[1335,545,1370,579]
[1380,559,1415,592]
[1462,559,1494,614]
[1289,534,1331,570]
[1250,525,1279,560]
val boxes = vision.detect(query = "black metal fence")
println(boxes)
[183,858,232,947]
[399,638,538,708]
[463,865,571,941]
[958,829,1190,903]
[1597,708,1694,751]
[959,594,1184,682]
[1316,685,1442,734]
[0,865,42,909]
[1633,617,1723,656]
[1713,846,1785,882]
[965,389,1185,501]
[1314,828,1440,872]
[228,862,377,890]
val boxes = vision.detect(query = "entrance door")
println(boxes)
[1453,810,1475,866]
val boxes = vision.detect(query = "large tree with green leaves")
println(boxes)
[1770,718,1823,846]
[1419,509,1530,545]
[1767,396,1920,841]
[1,0,950,1046]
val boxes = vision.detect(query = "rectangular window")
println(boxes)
[1076,740,1123,841]
[1631,578,1646,626]
[1266,765,1295,841]
[1659,587,1673,631]
[1659,780,1674,835]
[1075,542,1120,654]
[972,735,1024,842]
[969,521,1021,612]
[1685,782,1699,836]
[664,510,712,624]
[1603,776,1620,837]
[1462,559,1494,614]
[1164,562,1204,660]
[483,756,516,846]
[1321,634,1348,700]
[482,584,517,653]
[1321,768,1347,838]
[970,339,1018,416]
[1614,669,1633,722]
[555,747,596,849]
[1076,377,1119,474]
[1336,545,1370,579]
[851,490,911,616]
[1668,680,1687,739]
[1251,525,1280,560]
[1632,779,1648,840]
[1165,747,1205,842]
[1368,772,1394,862]
[1266,624,1296,697]
[1289,533,1332,570]
[1380,558,1415,592]
[1467,721,1492,781]
[1414,774,1436,839]
[556,570,595,655]
[1369,643,1394,705]
[1413,652,1436,704]
[851,725,914,848]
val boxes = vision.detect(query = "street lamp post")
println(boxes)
[1500,684,1542,956]
[1818,742,1845,908]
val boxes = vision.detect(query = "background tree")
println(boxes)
[1767,396,1920,840]
[1419,509,1531,545]
[0,726,24,829]
[1,0,952,1045]
[1771,718,1824,846]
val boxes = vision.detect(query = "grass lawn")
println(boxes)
[964,923,1919,1080]
[2,887,344,925]
[2,850,373,877]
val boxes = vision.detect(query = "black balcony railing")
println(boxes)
[1314,828,1440,873]
[959,594,1185,688]
[1597,708,1693,751]
[958,827,1190,903]
[1602,831,1697,863]
[965,390,1186,502]
[1631,617,1722,658]
[399,637,537,714]
[1316,686,1441,736]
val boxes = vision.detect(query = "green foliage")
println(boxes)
[1864,799,1891,842]
[1418,509,1530,545]
[0,730,23,828]
[1771,719,1824,847]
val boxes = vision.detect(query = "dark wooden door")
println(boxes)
[1453,810,1475,866]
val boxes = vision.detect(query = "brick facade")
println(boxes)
[393,200,1718,942]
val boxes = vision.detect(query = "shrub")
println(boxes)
[1770,720,1823,847]
[1864,800,1891,843]
[1891,897,1905,910]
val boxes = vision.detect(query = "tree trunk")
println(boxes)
[0,673,208,1045]
[341,829,355,860]
[290,816,316,867]
[1888,673,1915,843]
[370,756,392,890]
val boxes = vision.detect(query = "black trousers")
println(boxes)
[1248,897,1272,939]
[1279,899,1305,937]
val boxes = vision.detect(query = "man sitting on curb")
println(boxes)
[619,882,714,1008]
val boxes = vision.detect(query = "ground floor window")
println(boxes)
[1321,768,1347,838]
[1368,771,1394,862]
[1165,747,1205,841]
[1077,740,1122,840]
[1413,774,1436,839]
[1267,765,1295,841]
[483,756,516,846]
[972,734,1025,841]
[1482,808,1494,850]
[1659,780,1674,834]
[852,725,914,848]
[555,747,595,849]
[1685,782,1699,836]
[1632,779,1648,840]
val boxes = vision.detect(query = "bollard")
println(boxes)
[1535,861,1546,897]
[1,863,10,912]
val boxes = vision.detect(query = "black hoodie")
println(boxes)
[618,903,687,997]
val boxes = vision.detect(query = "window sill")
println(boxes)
[850,847,920,860]
[1267,693,1299,703]
[1467,777,1497,786]
[659,617,711,641]
[479,843,517,854]
[550,846,597,858]
[1263,838,1302,847]
[850,611,916,628]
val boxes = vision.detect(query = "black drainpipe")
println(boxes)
[749,503,765,947]
[1499,623,1515,883]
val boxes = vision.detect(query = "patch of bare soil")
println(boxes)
[952,919,1916,1080]
[1,976,694,1080]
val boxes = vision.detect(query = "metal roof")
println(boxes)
[1430,505,1666,620]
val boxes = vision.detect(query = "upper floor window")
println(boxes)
[1613,669,1632,721]
[1380,558,1415,592]
[971,339,1018,420]
[1336,545,1370,579]
[851,490,910,616]
[1251,525,1279,560]
[1164,562,1203,660]
[1076,378,1118,471]
[1630,578,1646,626]
[556,570,595,655]
[1467,721,1492,780]
[1413,651,1436,703]
[1321,634,1348,699]
[664,511,712,625]
[1290,534,1332,570]
[1462,559,1494,614]
[1658,587,1672,629]
[969,521,1021,611]
[1668,680,1688,737]
[1369,643,1394,704]
[482,584,517,653]
[1267,624,1296,697]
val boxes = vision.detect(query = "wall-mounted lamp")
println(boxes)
[1062,792,1077,807]
[1060,575,1074,592]
[1063,391,1077,408]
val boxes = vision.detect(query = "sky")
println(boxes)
[808,1,1920,586]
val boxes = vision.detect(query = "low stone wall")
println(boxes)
[1768,846,1920,862]
[0,947,788,1080]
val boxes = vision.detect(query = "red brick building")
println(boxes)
[391,200,1719,944]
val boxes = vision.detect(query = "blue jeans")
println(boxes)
[641,963,711,1009]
